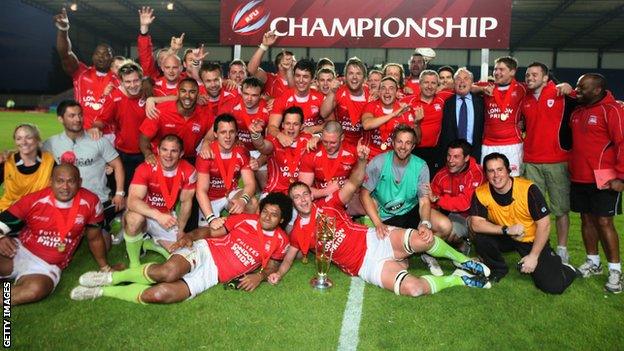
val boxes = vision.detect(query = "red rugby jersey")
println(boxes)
[130,160,196,212]
[195,142,250,199]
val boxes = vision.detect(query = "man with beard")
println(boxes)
[139,78,212,166]
[269,143,491,296]
[360,125,452,276]
[569,73,624,293]
[54,8,118,137]
[320,57,370,148]
[199,62,239,118]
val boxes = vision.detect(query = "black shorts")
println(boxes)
[570,182,622,217]
[382,204,422,229]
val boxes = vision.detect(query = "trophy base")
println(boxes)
[310,276,333,289]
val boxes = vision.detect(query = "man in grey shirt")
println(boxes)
[360,124,452,276]
[43,100,125,225]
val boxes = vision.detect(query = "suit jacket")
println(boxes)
[438,93,485,163]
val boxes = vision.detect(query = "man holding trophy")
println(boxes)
[269,140,492,296]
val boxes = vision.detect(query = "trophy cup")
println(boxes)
[310,214,336,289]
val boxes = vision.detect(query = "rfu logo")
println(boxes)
[231,0,271,35]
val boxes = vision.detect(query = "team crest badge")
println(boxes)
[311,106,319,114]
[434,104,441,111]
[588,116,598,125]
[546,99,554,108]
[192,123,201,133]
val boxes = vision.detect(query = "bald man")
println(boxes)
[0,164,114,304]
[569,73,624,293]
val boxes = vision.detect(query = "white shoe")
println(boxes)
[577,259,603,278]
[557,247,569,264]
[79,271,113,287]
[421,254,444,276]
[70,286,103,301]
[605,270,622,294]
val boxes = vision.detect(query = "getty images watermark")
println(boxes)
[2,282,10,348]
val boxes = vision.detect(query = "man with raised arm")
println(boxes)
[247,30,294,98]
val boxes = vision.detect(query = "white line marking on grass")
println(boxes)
[337,277,365,351]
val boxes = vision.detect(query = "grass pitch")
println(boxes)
[1,111,623,350]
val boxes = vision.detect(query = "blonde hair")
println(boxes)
[13,123,42,142]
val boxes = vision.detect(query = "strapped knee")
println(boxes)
[402,229,415,254]
[393,270,409,296]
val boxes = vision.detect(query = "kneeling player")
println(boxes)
[123,135,196,267]
[70,193,292,304]
[269,142,491,296]
[0,164,114,305]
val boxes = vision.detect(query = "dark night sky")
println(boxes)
[0,0,58,92]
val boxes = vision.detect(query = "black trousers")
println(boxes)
[473,233,576,294]
[383,204,421,229]
[118,151,145,193]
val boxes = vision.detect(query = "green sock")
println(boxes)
[112,263,155,285]
[124,233,144,268]
[142,239,171,259]
[103,283,150,304]
[421,275,463,294]
[426,236,470,263]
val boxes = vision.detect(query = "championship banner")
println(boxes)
[220,0,512,48]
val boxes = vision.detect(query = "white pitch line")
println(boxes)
[337,277,365,351]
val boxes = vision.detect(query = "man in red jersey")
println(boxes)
[403,70,451,174]
[361,77,420,160]
[196,114,257,229]
[71,193,293,303]
[299,121,357,200]
[90,62,149,191]
[136,6,183,80]
[250,106,312,197]
[430,139,484,254]
[247,30,294,99]
[0,164,113,305]
[54,8,118,137]
[123,135,196,268]
[320,57,370,148]
[268,59,327,146]
[152,54,184,97]
[230,77,271,189]
[139,78,211,165]
[520,62,576,263]
[404,48,436,96]
[269,143,491,296]
[199,62,239,117]
[477,56,527,176]
[569,73,624,293]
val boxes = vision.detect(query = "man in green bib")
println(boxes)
[361,124,452,276]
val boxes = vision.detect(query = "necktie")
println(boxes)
[458,96,468,139]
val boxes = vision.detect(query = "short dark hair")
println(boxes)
[159,134,184,151]
[447,139,472,157]
[259,192,294,230]
[437,65,455,76]
[294,59,315,75]
[283,106,304,124]
[584,73,607,91]
[275,50,294,70]
[494,56,518,71]
[391,124,416,142]
[527,62,549,76]
[178,77,199,90]
[382,63,405,87]
[199,62,222,77]
[242,77,264,90]
[213,113,238,133]
[57,100,81,117]
[483,152,511,173]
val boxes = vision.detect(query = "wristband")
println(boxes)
[55,22,70,31]
[251,132,262,140]
[259,44,269,51]
[502,225,509,236]
[241,194,251,204]
[419,220,432,230]
[115,191,126,197]
[313,133,322,138]
[206,214,216,225]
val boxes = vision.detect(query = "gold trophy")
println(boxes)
[310,214,336,289]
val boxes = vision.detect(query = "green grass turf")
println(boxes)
[2,111,624,350]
